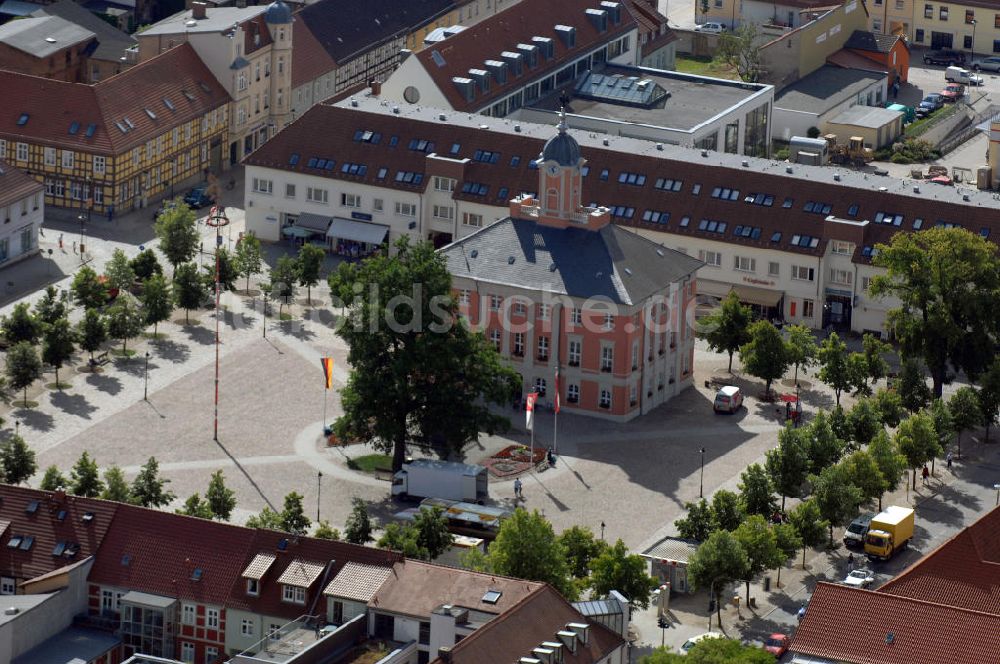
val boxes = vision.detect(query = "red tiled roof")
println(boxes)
[413,0,637,112]
[827,49,889,72]
[290,20,337,89]
[0,485,118,582]
[434,584,625,664]
[0,42,229,155]
[0,160,43,208]
[790,582,1000,664]
[87,504,257,608]
[245,102,1000,266]
[877,506,1000,615]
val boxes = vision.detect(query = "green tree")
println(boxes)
[674,498,714,541]
[558,525,609,578]
[641,639,776,663]
[717,22,763,82]
[104,248,135,293]
[412,506,455,560]
[246,507,284,530]
[700,0,709,19]
[270,255,299,318]
[738,463,777,517]
[202,247,238,292]
[130,249,163,281]
[205,470,236,521]
[842,449,885,505]
[40,465,68,491]
[377,523,426,558]
[70,451,103,497]
[897,358,932,413]
[867,430,907,510]
[803,410,844,473]
[847,397,882,447]
[279,491,311,535]
[488,508,576,599]
[784,324,818,384]
[978,360,1000,442]
[858,333,891,392]
[787,499,828,568]
[173,263,206,323]
[71,266,107,310]
[105,295,144,354]
[687,530,749,629]
[77,308,108,363]
[130,457,174,507]
[733,515,784,604]
[155,201,199,274]
[870,227,1000,397]
[297,243,325,304]
[141,274,173,336]
[895,411,940,489]
[948,386,982,457]
[698,291,751,372]
[874,387,904,427]
[314,521,341,540]
[772,522,802,587]
[177,493,213,519]
[765,424,809,511]
[42,317,76,388]
[0,434,37,485]
[590,539,656,609]
[810,464,863,545]
[100,465,132,503]
[34,286,70,329]
[235,233,263,292]
[710,489,744,532]
[6,341,42,405]
[926,399,954,474]
[817,332,852,406]
[2,302,42,345]
[739,320,789,397]
[344,497,373,544]
[329,238,520,471]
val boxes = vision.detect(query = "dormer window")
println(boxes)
[247,578,260,596]
[282,584,305,604]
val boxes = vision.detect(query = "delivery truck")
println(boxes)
[391,459,489,503]
[864,506,915,561]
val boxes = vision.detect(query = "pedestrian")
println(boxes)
[921,465,929,484]
[58,233,63,250]
[72,241,77,254]
[946,451,953,469]
[514,477,522,499]
[892,80,900,99]
[848,552,855,570]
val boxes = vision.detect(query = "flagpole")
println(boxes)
[553,399,558,456]
[323,385,328,428]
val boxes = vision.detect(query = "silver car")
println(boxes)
[972,56,1000,71]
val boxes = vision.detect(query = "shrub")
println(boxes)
[890,153,913,164]
[774,147,790,160]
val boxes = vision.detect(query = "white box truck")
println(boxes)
[391,459,489,502]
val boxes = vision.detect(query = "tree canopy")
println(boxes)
[0,434,37,485]
[738,463,777,517]
[810,464,863,545]
[42,317,76,387]
[784,324,817,384]
[948,386,981,456]
[488,508,576,599]
[235,233,264,293]
[590,539,656,609]
[130,457,174,507]
[698,291,751,372]
[817,332,852,406]
[155,200,199,272]
[104,248,135,293]
[173,263,206,323]
[765,424,809,511]
[687,530,749,629]
[71,266,107,310]
[206,470,236,521]
[6,341,42,405]
[739,321,789,397]
[297,243,326,304]
[2,302,42,345]
[70,451,103,497]
[344,497,373,544]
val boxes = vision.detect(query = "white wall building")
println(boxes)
[773,64,887,141]
[0,160,43,269]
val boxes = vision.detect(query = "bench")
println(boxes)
[89,351,110,369]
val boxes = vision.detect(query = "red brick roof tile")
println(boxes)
[290,20,337,89]
[0,42,228,155]
[0,160,43,209]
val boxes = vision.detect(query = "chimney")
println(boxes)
[370,80,382,96]
[191,2,208,20]
[52,488,67,503]
[437,647,452,663]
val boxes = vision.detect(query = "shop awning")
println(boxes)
[326,218,390,245]
[296,212,332,233]
[698,279,783,307]
[282,225,312,238]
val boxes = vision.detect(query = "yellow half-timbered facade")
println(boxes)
[0,42,229,216]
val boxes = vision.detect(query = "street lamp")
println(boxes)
[971,19,978,60]
[317,471,323,522]
[143,352,150,401]
[600,521,606,540]
[699,447,707,498]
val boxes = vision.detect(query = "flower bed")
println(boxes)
[492,444,546,464]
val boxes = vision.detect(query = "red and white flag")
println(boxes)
[525,392,539,431]
[554,369,561,414]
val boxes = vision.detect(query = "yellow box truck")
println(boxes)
[864,506,915,561]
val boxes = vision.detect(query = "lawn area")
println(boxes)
[347,453,394,473]
[674,55,740,80]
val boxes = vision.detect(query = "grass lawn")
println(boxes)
[347,454,394,473]
[674,55,740,80]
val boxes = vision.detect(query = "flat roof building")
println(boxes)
[773,64,887,141]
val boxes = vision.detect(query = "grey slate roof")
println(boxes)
[32,0,136,64]
[844,29,902,54]
[440,217,702,306]
[0,14,94,58]
[140,5,267,36]
[774,65,885,115]
[641,536,700,564]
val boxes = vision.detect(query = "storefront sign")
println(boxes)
[742,276,775,287]
[351,212,373,221]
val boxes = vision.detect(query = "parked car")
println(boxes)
[945,66,983,85]
[713,385,743,413]
[843,568,876,589]
[844,512,876,547]
[924,49,966,66]
[939,83,965,102]
[763,633,790,658]
[681,632,725,653]
[695,21,726,33]
[915,93,944,117]
[183,185,212,208]
[152,201,179,221]
[972,56,1000,71]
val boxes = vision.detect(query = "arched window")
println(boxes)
[546,187,558,210]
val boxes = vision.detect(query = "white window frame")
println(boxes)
[16,142,28,162]
[246,578,259,596]
[537,335,550,360]
[462,212,483,227]
[0,139,6,158]
[432,205,454,221]
[285,183,296,198]
[603,313,614,330]
[206,607,220,629]
[458,289,471,305]
[699,250,721,267]
[791,265,815,282]
[830,268,853,286]
[282,584,306,604]
[44,147,56,166]
[205,647,218,664]
[830,240,853,255]
[570,308,582,325]
[241,618,255,636]
[306,187,328,204]
[567,384,580,403]
[734,256,756,272]
[62,150,74,169]
[434,176,455,192]
[803,299,815,318]
[490,328,501,350]
[395,201,416,216]
[768,261,780,277]
[252,177,273,194]
[601,345,614,372]
[538,303,551,320]
[93,155,106,174]
[1,576,16,595]
[513,332,524,356]
[599,388,612,409]
[342,192,361,208]
[182,603,196,625]
[489,295,502,311]
[373,198,383,212]
[568,339,581,365]
[181,642,195,663]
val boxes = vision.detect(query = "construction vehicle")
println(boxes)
[864,506,915,561]
[825,135,874,167]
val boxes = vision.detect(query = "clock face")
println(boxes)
[547,164,560,176]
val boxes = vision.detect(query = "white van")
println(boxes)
[713,386,743,413]
[945,66,983,85]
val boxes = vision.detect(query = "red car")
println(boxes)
[938,83,965,102]
[764,633,790,658]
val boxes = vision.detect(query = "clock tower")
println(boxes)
[533,110,609,230]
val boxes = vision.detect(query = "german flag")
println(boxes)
[321,357,334,389]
